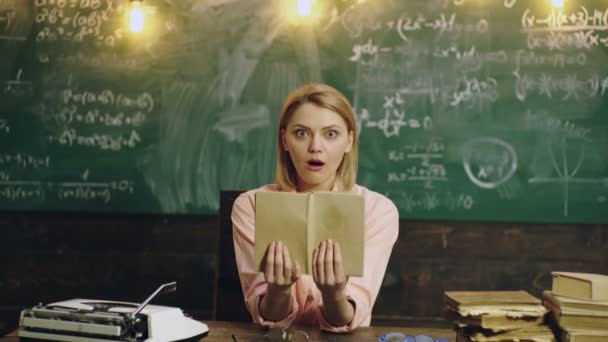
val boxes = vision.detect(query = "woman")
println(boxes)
[231,83,399,332]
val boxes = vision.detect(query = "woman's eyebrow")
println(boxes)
[291,124,343,130]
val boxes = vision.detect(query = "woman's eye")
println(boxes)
[295,129,307,137]
[326,130,338,138]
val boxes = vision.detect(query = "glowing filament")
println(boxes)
[551,0,564,8]
[130,1,144,32]
[297,0,314,17]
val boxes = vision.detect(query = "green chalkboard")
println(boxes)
[0,0,607,223]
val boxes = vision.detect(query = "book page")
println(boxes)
[254,192,309,273]
[309,192,365,277]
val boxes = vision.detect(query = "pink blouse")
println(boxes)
[231,184,399,332]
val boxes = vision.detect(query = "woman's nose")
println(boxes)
[308,135,323,153]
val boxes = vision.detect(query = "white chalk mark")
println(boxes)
[462,137,517,189]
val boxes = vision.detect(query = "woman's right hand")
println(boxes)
[263,241,301,292]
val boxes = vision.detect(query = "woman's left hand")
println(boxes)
[312,240,348,298]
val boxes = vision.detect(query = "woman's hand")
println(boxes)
[263,241,301,292]
[312,239,354,326]
[260,241,301,322]
[312,240,348,298]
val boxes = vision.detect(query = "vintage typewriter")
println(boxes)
[18,282,209,342]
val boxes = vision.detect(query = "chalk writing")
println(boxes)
[528,136,607,216]
[62,89,154,112]
[522,7,608,32]
[49,128,142,151]
[0,118,9,134]
[56,106,147,127]
[38,51,138,70]
[3,69,34,97]
[0,179,134,203]
[514,72,608,101]
[386,138,448,189]
[0,154,50,169]
[527,30,608,50]
[462,137,517,189]
[34,0,123,47]
[525,111,592,141]
[451,77,498,109]
[342,8,488,40]
[388,191,475,212]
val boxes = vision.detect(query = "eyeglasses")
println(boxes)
[232,327,309,342]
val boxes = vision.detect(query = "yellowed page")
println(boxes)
[254,192,308,273]
[309,192,365,277]
[306,192,315,274]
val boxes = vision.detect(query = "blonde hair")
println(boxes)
[274,83,358,192]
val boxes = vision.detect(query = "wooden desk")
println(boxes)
[2,320,455,341]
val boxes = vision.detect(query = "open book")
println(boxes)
[254,191,365,277]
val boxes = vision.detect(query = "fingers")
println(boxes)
[282,242,293,281]
[264,241,276,283]
[313,240,347,290]
[274,241,284,283]
[325,240,335,285]
[293,260,302,281]
[312,244,319,283]
[317,240,326,284]
[333,241,345,282]
[264,241,298,287]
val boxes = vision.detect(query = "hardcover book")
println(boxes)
[254,191,365,277]
[552,272,608,301]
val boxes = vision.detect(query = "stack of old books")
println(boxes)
[443,290,554,342]
[543,272,608,342]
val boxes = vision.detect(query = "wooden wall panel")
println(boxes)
[1,212,607,334]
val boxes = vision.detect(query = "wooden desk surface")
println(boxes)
[2,320,456,341]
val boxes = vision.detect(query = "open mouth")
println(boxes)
[307,159,325,168]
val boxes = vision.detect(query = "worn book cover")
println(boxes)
[544,299,608,331]
[552,272,608,301]
[254,191,365,277]
[456,325,555,342]
[443,308,544,331]
[542,291,608,316]
[444,291,546,318]
[444,291,542,309]
[562,329,608,342]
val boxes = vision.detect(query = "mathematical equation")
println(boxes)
[386,138,448,189]
[524,111,591,140]
[514,72,608,101]
[527,30,608,50]
[49,128,142,151]
[62,89,154,112]
[3,69,34,97]
[388,191,475,213]
[342,10,488,40]
[356,89,433,138]
[0,179,134,203]
[0,153,50,169]
[38,50,138,70]
[522,7,608,31]
[35,0,123,47]
[55,105,147,127]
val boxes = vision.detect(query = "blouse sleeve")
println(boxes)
[316,195,399,332]
[231,192,300,328]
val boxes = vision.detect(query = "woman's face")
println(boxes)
[281,103,353,192]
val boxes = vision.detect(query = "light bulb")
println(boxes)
[297,0,315,17]
[551,0,564,8]
[129,0,144,33]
